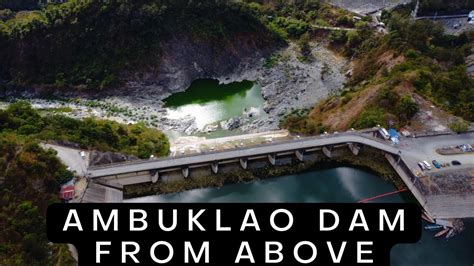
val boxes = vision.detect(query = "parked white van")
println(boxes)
[379,128,390,140]
[423,160,432,170]
[468,11,474,24]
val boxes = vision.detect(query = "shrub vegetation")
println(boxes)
[0,101,170,158]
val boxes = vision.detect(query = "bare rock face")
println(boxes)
[89,151,138,166]
[221,117,242,130]
[123,33,281,97]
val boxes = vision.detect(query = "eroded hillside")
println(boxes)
[283,9,473,134]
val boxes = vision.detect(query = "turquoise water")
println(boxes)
[128,167,474,265]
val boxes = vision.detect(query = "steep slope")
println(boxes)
[0,0,282,91]
[283,10,473,134]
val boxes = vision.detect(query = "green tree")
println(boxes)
[448,119,469,133]
[346,30,361,48]
[329,30,347,45]
[351,108,386,129]
[336,15,353,27]
[297,32,311,57]
[398,95,419,121]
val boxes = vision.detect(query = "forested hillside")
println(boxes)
[0,101,170,265]
[0,102,170,158]
[0,138,75,266]
[0,0,362,92]
[0,0,280,90]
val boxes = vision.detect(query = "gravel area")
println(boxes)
[420,168,474,196]
[327,0,408,14]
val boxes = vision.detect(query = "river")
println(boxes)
[127,167,474,265]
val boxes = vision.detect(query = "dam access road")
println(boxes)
[61,129,474,220]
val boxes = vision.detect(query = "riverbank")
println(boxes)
[123,146,403,198]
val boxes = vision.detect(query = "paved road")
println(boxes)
[87,131,474,180]
[87,131,443,178]
[87,132,474,178]
[43,144,89,176]
[396,133,474,173]
[414,14,469,20]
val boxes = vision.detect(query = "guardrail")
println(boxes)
[412,130,474,138]
[86,129,474,177]
[414,14,468,20]
[85,135,403,179]
[87,129,382,171]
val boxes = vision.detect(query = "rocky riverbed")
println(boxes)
[1,42,348,138]
[327,0,408,14]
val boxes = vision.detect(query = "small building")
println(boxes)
[59,185,75,201]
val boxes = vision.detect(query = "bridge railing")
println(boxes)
[86,129,397,172]
[89,126,474,172]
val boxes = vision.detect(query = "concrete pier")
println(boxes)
[151,170,159,183]
[182,167,189,178]
[211,162,219,174]
[322,146,332,158]
[268,154,276,165]
[348,143,361,155]
[295,150,304,161]
[240,158,248,169]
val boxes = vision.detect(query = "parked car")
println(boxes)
[452,160,462,166]
[423,161,432,170]
[80,151,86,159]
[417,162,426,171]
[432,160,441,169]
[469,11,474,24]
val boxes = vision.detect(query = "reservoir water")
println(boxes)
[127,167,474,265]
[163,79,266,138]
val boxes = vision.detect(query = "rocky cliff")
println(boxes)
[120,32,282,100]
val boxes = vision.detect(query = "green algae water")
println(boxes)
[164,79,256,107]
[127,167,474,265]
[163,79,266,136]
